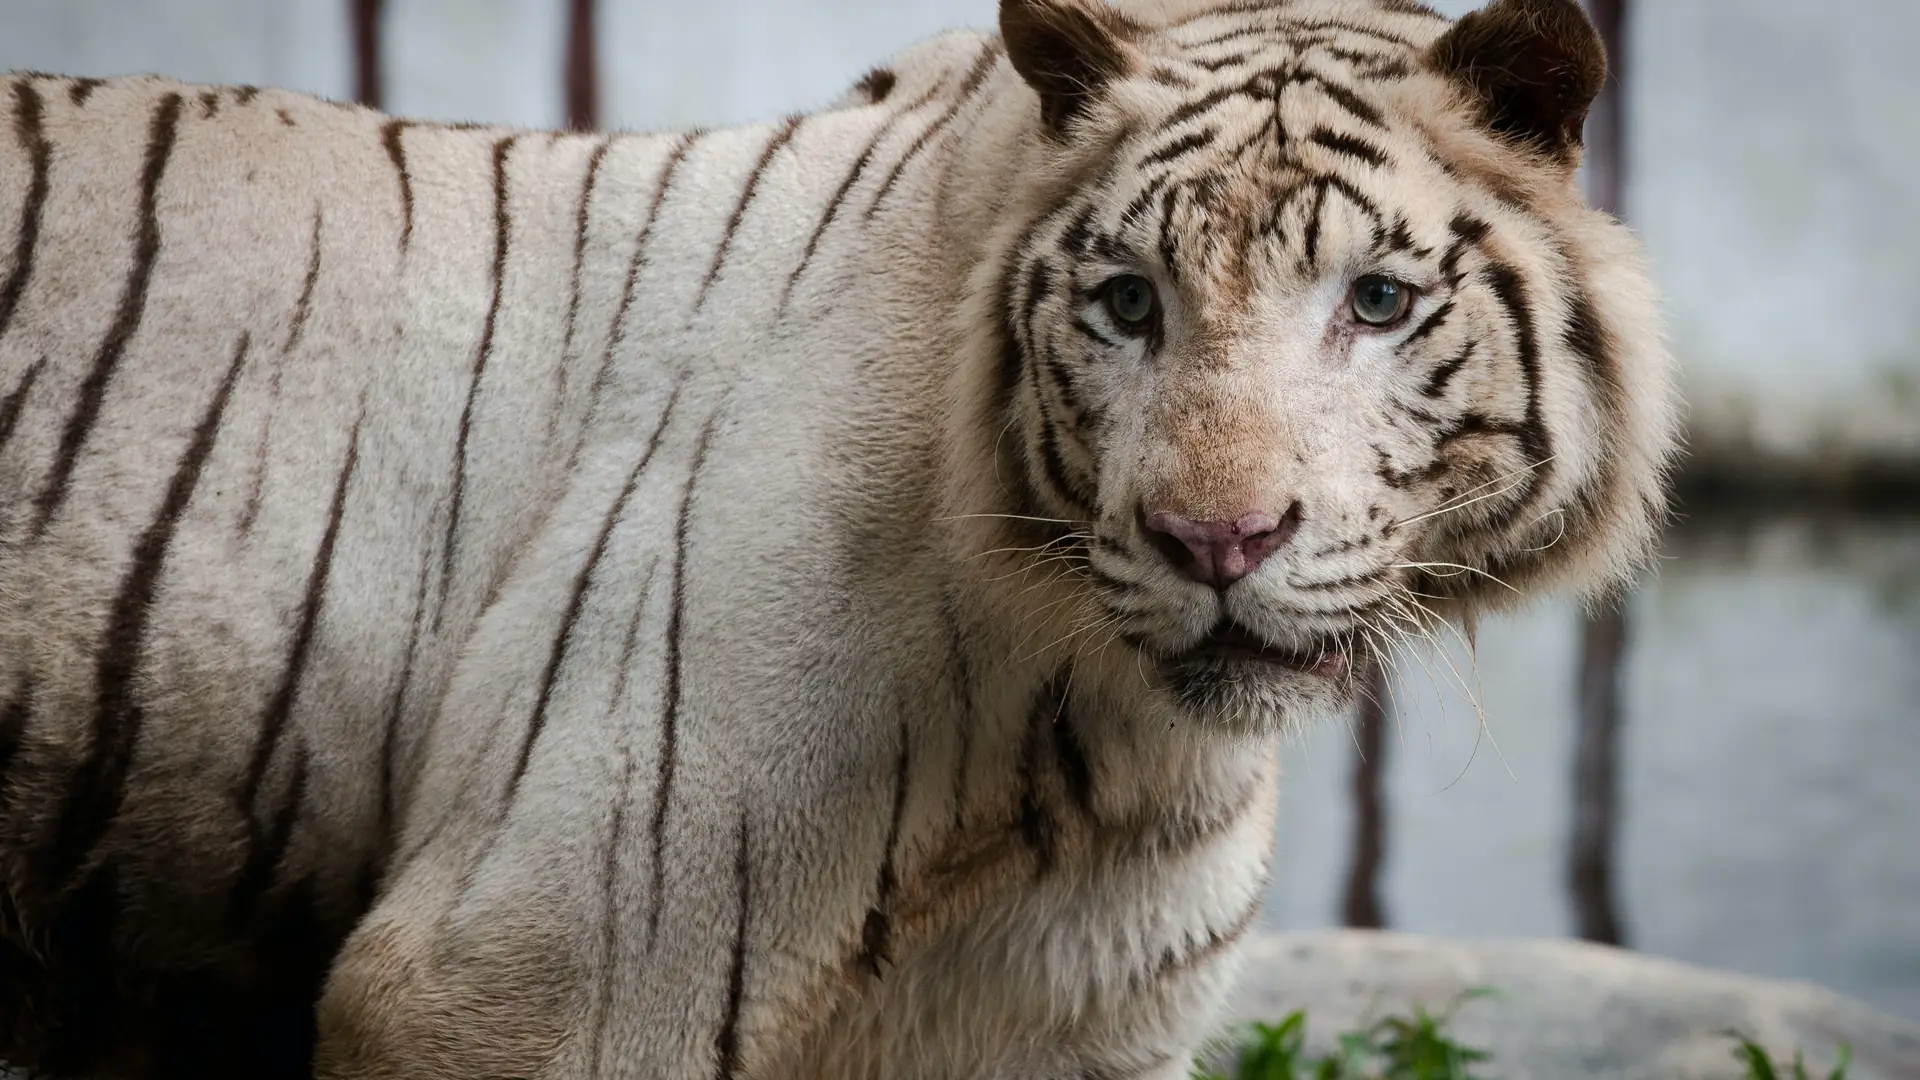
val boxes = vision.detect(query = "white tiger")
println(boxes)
[0,0,1678,1076]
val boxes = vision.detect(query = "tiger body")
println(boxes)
[0,1,1678,1077]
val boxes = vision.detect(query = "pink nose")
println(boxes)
[1142,503,1301,591]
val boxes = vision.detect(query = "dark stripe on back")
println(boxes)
[43,331,247,888]
[579,133,699,452]
[284,205,324,354]
[234,407,363,913]
[0,81,50,346]
[855,717,911,978]
[0,356,46,456]
[502,388,679,807]
[434,135,517,630]
[645,412,718,954]
[779,81,945,313]
[694,116,802,314]
[555,137,613,427]
[379,557,433,850]
[31,91,183,538]
[0,674,35,801]
[586,561,657,1079]
[227,740,310,929]
[67,78,103,107]
[381,120,414,253]
[713,815,752,1080]
[866,43,999,218]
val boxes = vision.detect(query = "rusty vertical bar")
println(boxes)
[566,0,600,131]
[351,0,385,109]
[1341,664,1389,929]
[1568,0,1630,949]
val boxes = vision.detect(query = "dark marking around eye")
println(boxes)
[1401,299,1454,346]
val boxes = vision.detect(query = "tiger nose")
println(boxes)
[1141,503,1302,591]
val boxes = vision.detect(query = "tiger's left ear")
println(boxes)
[1000,0,1142,135]
[1426,0,1607,167]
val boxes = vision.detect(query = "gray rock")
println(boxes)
[1227,931,1920,1079]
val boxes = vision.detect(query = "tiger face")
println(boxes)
[984,0,1679,724]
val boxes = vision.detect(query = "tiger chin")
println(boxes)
[0,0,1677,1077]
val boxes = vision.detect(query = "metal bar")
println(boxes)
[566,0,600,131]
[1342,664,1390,929]
[1568,0,1631,948]
[351,0,385,109]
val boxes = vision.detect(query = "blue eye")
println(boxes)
[1352,274,1414,327]
[1103,275,1159,333]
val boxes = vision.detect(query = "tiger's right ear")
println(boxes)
[1000,0,1141,135]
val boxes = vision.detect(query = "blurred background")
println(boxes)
[2,0,1915,1026]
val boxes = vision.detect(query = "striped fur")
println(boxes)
[0,1,1676,1077]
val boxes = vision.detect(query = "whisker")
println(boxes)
[1392,561,1523,596]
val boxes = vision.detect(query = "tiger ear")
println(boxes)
[1426,0,1607,167]
[1000,0,1141,135]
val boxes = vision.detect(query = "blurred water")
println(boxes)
[1263,510,1920,1023]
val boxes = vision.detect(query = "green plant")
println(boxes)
[1727,1032,1852,1080]
[1192,993,1495,1080]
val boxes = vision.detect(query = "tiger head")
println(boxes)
[946,0,1680,728]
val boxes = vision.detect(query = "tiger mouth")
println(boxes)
[1169,621,1351,680]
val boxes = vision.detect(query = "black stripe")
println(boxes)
[379,556,433,849]
[780,81,946,313]
[235,85,261,105]
[555,137,613,427]
[1016,675,1064,873]
[713,815,752,1080]
[284,205,324,354]
[1291,71,1386,128]
[0,81,50,347]
[503,389,679,807]
[381,120,414,253]
[67,77,104,107]
[1563,288,1618,395]
[0,356,46,456]
[942,601,977,832]
[0,674,35,802]
[1141,127,1217,167]
[855,717,911,978]
[645,412,718,955]
[1050,694,1095,819]
[434,135,517,630]
[227,740,310,929]
[1481,261,1552,508]
[238,407,362,861]
[586,563,656,1079]
[198,89,219,119]
[31,92,183,538]
[1302,179,1330,269]
[1440,213,1490,280]
[695,116,802,314]
[582,133,699,446]
[1418,340,1471,396]
[1308,126,1387,167]
[866,43,999,218]
[43,331,247,888]
[1401,299,1454,347]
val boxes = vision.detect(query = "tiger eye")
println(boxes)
[1352,274,1414,327]
[1104,274,1159,333]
